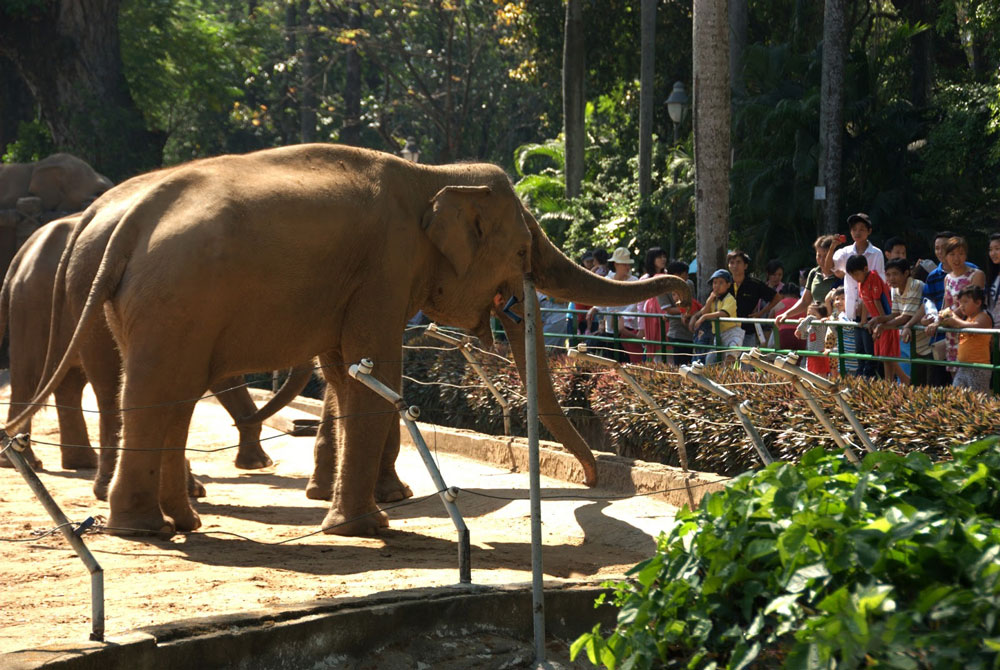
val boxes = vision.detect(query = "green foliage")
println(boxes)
[121,0,254,164]
[1,119,54,163]
[572,438,1000,669]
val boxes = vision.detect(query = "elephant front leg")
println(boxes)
[321,384,393,536]
[212,378,273,470]
[375,418,412,503]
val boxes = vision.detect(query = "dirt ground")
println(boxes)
[0,385,681,655]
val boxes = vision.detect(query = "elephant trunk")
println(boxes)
[523,207,691,307]
[235,363,315,426]
[496,301,598,486]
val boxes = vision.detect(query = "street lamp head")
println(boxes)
[401,137,420,163]
[666,81,689,125]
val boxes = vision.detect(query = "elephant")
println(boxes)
[0,214,312,499]
[6,143,690,537]
[0,153,112,212]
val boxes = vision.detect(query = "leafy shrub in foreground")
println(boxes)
[573,437,1000,669]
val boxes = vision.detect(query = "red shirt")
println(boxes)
[858,271,891,321]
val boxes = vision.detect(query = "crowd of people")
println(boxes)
[557,214,1000,394]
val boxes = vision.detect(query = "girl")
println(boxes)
[939,285,993,392]
[928,237,985,373]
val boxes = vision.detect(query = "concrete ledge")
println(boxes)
[248,390,728,509]
[1,584,616,670]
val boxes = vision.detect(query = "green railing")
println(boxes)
[519,306,1000,394]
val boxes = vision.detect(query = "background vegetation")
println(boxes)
[2,0,999,273]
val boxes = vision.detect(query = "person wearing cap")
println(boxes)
[585,247,642,362]
[832,212,885,377]
[691,268,743,365]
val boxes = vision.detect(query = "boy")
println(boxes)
[846,254,899,381]
[691,269,743,365]
[661,259,701,366]
[883,236,907,261]
[834,213,885,376]
[938,285,993,392]
[875,258,929,384]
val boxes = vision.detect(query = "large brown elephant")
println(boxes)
[7,144,689,537]
[0,153,112,211]
[0,215,284,499]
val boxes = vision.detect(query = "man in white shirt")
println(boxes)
[832,212,884,377]
[832,213,885,320]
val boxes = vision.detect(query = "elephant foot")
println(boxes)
[375,474,413,503]
[93,473,114,501]
[321,506,389,536]
[106,509,176,538]
[61,447,99,470]
[234,444,273,470]
[163,501,202,532]
[0,446,42,470]
[305,476,332,501]
[187,474,207,498]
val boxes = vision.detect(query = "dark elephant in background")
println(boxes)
[8,144,690,537]
[0,153,112,212]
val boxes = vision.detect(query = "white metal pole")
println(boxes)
[523,277,546,663]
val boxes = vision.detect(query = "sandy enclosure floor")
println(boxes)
[0,385,681,654]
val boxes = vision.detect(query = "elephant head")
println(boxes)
[418,179,690,485]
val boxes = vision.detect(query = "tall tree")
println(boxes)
[340,0,363,146]
[693,0,730,301]
[299,0,317,142]
[563,0,584,198]
[638,0,656,199]
[818,0,847,234]
[0,0,163,177]
[729,0,748,97]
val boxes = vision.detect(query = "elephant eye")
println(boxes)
[517,248,527,258]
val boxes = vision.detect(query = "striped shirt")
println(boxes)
[891,278,930,356]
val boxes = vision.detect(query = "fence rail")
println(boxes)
[521,306,1000,393]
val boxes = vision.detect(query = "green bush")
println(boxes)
[572,437,1000,669]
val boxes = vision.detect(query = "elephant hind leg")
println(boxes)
[305,383,336,501]
[53,367,99,470]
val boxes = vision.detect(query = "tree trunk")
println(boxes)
[0,0,163,179]
[299,0,316,142]
[341,1,362,146]
[638,0,656,200]
[0,57,35,156]
[562,0,585,199]
[693,0,730,302]
[818,0,847,234]
[729,0,748,98]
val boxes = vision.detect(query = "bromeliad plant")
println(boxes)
[572,437,1000,669]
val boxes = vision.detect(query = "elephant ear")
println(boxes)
[421,185,491,277]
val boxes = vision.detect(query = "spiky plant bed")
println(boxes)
[401,335,1000,477]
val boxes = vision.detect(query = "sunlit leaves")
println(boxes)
[571,437,1000,669]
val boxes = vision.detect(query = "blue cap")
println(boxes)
[709,269,733,284]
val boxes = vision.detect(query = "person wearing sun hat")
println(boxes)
[586,247,641,361]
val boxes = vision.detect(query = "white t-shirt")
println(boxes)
[601,275,640,330]
[833,242,885,321]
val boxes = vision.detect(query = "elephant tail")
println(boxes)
[4,209,137,436]
[234,362,316,427]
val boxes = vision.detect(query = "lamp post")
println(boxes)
[666,81,689,145]
[665,81,689,258]
[401,137,420,163]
